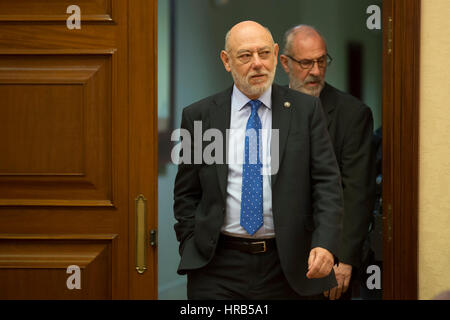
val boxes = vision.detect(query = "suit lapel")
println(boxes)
[319,83,335,129]
[210,87,232,202]
[271,84,292,187]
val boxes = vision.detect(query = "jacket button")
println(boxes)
[210,238,216,245]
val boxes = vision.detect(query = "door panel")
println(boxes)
[0,54,113,206]
[0,0,113,22]
[0,236,114,299]
[0,0,157,299]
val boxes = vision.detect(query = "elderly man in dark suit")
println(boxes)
[174,20,343,299]
[280,25,376,300]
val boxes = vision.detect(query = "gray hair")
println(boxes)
[282,24,326,55]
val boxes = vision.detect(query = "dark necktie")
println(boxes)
[240,100,263,235]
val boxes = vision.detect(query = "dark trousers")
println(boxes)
[187,236,325,300]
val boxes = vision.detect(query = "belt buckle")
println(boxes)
[252,241,267,253]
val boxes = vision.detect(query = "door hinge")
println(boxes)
[150,229,157,247]
[388,17,393,55]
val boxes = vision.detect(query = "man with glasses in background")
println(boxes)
[280,25,376,300]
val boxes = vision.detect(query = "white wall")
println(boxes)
[419,0,450,300]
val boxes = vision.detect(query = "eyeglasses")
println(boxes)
[285,53,333,70]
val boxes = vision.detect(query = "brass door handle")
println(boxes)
[135,194,147,274]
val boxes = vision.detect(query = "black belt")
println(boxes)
[219,234,276,254]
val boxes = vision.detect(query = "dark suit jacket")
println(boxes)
[173,83,344,296]
[319,83,376,268]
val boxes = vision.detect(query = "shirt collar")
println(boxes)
[231,84,272,111]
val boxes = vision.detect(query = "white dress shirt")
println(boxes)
[221,85,274,239]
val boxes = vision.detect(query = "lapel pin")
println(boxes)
[284,101,291,108]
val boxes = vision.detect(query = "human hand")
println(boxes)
[306,247,334,279]
[323,263,352,300]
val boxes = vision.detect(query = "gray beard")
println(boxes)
[289,73,324,97]
[230,64,275,98]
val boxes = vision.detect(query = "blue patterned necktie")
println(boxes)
[240,99,263,235]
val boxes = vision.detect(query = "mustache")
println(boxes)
[304,75,323,84]
[248,72,268,78]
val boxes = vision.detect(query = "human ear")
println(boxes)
[220,50,232,72]
[279,54,291,73]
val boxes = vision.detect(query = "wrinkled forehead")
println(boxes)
[227,25,275,53]
[291,33,327,59]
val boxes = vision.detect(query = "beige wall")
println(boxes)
[419,0,450,300]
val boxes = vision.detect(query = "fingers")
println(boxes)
[307,260,331,278]
[307,259,329,278]
[308,249,316,270]
[306,249,317,279]
[334,284,343,299]
[306,248,333,279]
[325,265,353,300]
[333,269,344,300]
[329,287,336,300]
[306,257,321,279]
[327,281,345,300]
[318,257,332,276]
[328,272,343,300]
[324,284,342,300]
[343,273,351,293]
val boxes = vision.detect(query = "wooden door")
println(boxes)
[0,0,158,299]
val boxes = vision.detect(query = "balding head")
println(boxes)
[225,21,275,53]
[283,25,326,56]
[220,21,279,99]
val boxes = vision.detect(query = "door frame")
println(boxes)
[151,0,422,300]
[128,0,158,299]
[382,0,420,299]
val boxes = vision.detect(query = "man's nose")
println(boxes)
[309,62,321,76]
[251,53,263,68]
